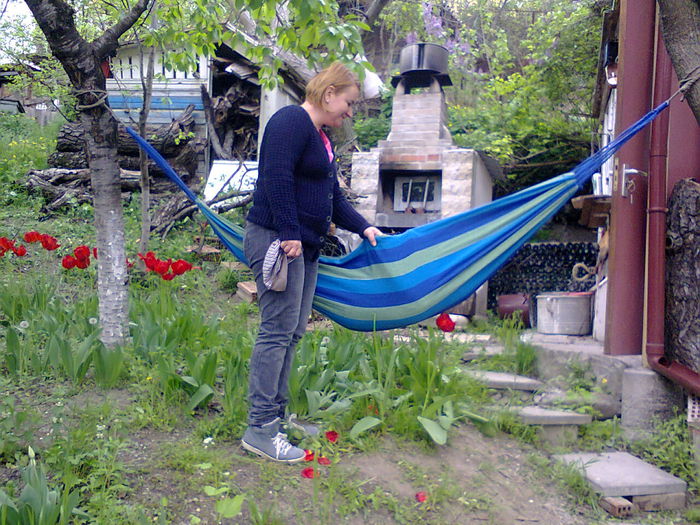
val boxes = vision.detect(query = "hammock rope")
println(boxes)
[126,99,669,331]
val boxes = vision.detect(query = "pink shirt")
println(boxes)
[319,129,334,163]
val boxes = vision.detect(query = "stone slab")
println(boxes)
[555,452,687,497]
[462,344,505,363]
[518,406,592,425]
[462,370,543,391]
[631,492,686,511]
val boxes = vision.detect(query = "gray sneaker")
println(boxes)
[241,418,305,463]
[285,413,320,436]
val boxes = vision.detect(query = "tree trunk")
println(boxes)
[82,110,130,346]
[25,0,148,347]
[139,44,156,258]
[665,178,700,372]
[658,0,700,126]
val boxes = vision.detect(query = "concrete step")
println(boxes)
[462,344,505,363]
[518,406,593,446]
[555,451,687,497]
[462,370,544,391]
[517,406,592,426]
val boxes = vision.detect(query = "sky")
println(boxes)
[2,0,30,20]
[1,1,33,62]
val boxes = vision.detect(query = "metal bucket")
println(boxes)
[536,292,593,335]
[399,43,448,75]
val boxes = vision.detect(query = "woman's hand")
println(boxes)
[281,240,302,258]
[362,226,383,247]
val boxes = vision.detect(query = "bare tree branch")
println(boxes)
[92,0,150,60]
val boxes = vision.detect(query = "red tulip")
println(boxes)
[0,237,15,252]
[74,245,90,261]
[12,245,27,257]
[317,456,331,466]
[304,450,315,462]
[75,257,90,269]
[171,259,192,275]
[154,259,170,276]
[40,234,60,251]
[62,255,77,269]
[325,431,338,443]
[436,312,456,332]
[415,491,427,503]
[161,272,175,281]
[23,231,42,243]
[92,247,98,259]
[301,467,315,479]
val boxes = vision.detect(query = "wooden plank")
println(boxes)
[599,496,635,517]
[631,492,686,511]
[571,194,612,228]
[236,281,257,303]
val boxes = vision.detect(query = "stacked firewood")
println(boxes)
[47,104,202,178]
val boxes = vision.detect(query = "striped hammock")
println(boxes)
[126,100,668,331]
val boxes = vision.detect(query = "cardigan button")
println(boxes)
[326,216,331,222]
[327,193,333,199]
[319,235,325,242]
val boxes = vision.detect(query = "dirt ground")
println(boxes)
[116,415,592,524]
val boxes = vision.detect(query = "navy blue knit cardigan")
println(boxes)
[247,105,371,255]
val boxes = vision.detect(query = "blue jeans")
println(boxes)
[243,221,319,427]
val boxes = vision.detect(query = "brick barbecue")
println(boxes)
[351,44,494,230]
[349,43,496,316]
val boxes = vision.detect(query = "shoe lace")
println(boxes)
[272,432,293,458]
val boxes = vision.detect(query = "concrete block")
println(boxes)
[538,425,580,447]
[518,406,592,425]
[621,368,684,441]
[556,452,687,497]
[691,424,700,474]
[632,492,686,511]
[462,370,543,391]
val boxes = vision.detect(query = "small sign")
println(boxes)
[204,160,258,208]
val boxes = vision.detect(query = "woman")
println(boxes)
[242,62,382,463]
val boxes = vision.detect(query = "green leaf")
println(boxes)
[215,494,245,518]
[349,416,382,439]
[417,416,447,445]
[186,384,214,412]
[203,486,228,497]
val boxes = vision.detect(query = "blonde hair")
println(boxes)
[305,62,360,107]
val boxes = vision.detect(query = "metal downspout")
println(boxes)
[645,27,700,396]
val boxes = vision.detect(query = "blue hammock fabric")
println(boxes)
[126,100,667,331]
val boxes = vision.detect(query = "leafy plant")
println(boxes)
[0,114,61,185]
[93,345,125,388]
[0,398,39,462]
[630,413,700,494]
[0,447,88,524]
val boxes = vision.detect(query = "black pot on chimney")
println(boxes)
[392,43,452,91]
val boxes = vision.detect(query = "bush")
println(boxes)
[0,114,62,184]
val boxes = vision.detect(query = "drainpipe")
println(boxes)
[644,26,700,396]
[605,0,654,355]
